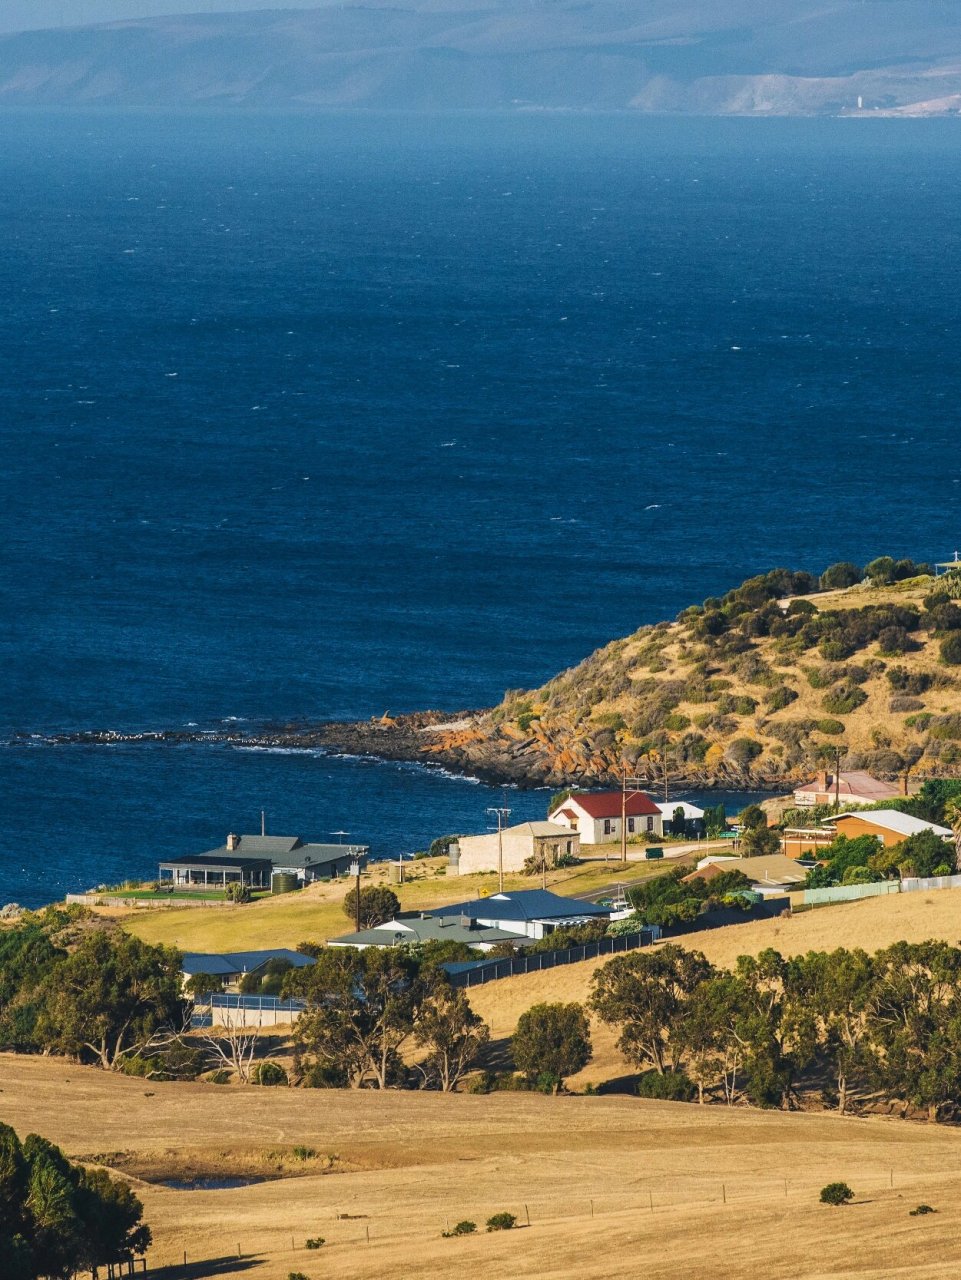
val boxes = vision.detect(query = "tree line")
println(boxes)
[589,940,961,1119]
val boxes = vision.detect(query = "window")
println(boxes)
[603,818,614,835]
[628,817,635,833]
[647,816,654,831]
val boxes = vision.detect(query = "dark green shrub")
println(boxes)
[726,737,763,767]
[820,637,854,662]
[293,1146,317,1161]
[822,685,868,715]
[635,1071,697,1102]
[663,712,691,731]
[486,1213,517,1232]
[940,633,961,665]
[910,1205,936,1216]
[805,666,835,689]
[766,686,798,711]
[288,1273,310,1280]
[886,666,932,694]
[225,882,252,904]
[253,1061,288,1087]
[819,1182,854,1206]
[816,718,846,735]
[428,834,460,858]
[927,602,961,631]
[820,562,862,589]
[443,1221,477,1237]
[205,1069,230,1085]
[305,1237,325,1248]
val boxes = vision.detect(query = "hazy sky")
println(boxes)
[0,2,332,35]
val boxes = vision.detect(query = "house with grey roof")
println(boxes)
[181,948,315,986]
[430,888,613,941]
[328,912,526,952]
[158,830,369,891]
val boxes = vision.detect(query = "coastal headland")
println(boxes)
[27,561,961,793]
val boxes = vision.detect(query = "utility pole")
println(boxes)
[487,806,512,892]
[261,810,266,837]
[350,859,361,932]
[620,772,648,866]
[833,745,846,813]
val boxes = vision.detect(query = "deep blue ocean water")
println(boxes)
[2,112,960,907]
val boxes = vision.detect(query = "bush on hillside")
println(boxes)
[940,633,961,665]
[253,1061,288,1087]
[820,562,862,589]
[820,1182,854,1206]
[635,1070,697,1102]
[486,1213,517,1232]
[822,685,868,715]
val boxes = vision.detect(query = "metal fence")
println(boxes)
[444,930,658,988]
[902,873,961,893]
[802,880,900,906]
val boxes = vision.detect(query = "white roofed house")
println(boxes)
[830,810,953,849]
[656,800,706,836]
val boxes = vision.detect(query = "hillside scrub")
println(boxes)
[474,559,961,790]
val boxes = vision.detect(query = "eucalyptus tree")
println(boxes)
[590,944,714,1076]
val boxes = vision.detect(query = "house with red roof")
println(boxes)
[549,790,663,845]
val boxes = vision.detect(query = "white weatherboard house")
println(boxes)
[450,821,579,876]
[549,791,663,845]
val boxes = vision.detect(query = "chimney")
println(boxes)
[816,769,828,793]
[226,832,240,851]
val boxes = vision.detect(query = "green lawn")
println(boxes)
[118,850,698,954]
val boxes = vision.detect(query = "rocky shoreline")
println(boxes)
[12,709,785,792]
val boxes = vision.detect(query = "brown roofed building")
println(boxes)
[793,769,903,808]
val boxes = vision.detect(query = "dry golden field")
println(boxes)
[3,1052,961,1280]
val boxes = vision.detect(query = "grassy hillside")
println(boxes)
[3,1052,961,1280]
[424,560,961,789]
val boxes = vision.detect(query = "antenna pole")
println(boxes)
[261,810,266,837]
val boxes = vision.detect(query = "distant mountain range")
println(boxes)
[1,1,960,114]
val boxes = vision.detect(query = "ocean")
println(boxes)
[2,112,960,907]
